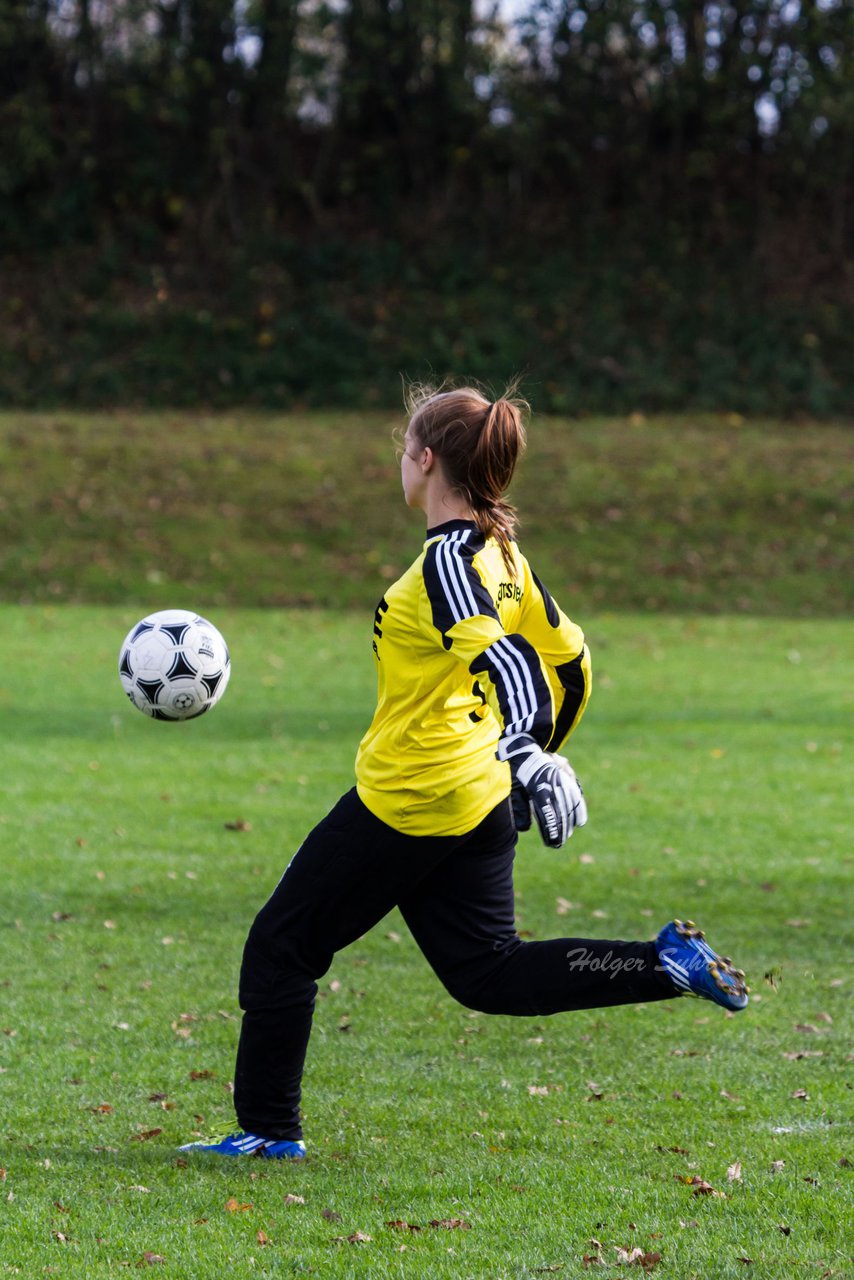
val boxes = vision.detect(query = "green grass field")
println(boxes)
[1,605,851,1278]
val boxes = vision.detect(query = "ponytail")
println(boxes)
[406,381,529,574]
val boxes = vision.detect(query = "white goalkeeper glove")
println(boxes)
[498,733,587,848]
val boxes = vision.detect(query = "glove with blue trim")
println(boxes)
[499,733,587,848]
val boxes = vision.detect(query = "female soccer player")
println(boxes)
[183,383,748,1160]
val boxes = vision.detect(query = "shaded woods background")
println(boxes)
[2,0,851,413]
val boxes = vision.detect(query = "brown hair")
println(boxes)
[405,381,529,573]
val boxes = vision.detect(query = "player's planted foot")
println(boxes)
[655,919,749,1012]
[179,1129,306,1159]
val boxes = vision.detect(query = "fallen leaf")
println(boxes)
[283,1193,305,1205]
[131,1128,162,1142]
[189,1069,215,1080]
[52,1232,69,1244]
[778,1224,791,1236]
[737,1257,754,1265]
[256,1230,270,1246]
[128,1186,151,1193]
[429,1218,471,1230]
[727,1161,743,1182]
[224,1198,252,1212]
[141,1253,166,1265]
[386,1220,422,1232]
[679,1175,726,1198]
[783,1050,823,1060]
[770,1160,786,1174]
[337,1231,371,1244]
[786,919,810,928]
[556,898,575,914]
[224,820,252,831]
[791,1089,809,1100]
[720,1090,740,1101]
[616,1247,645,1264]
[321,1208,342,1223]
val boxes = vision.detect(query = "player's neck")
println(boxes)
[422,490,474,530]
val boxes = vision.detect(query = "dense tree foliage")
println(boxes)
[1,1,851,411]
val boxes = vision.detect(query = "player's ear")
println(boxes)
[421,445,435,474]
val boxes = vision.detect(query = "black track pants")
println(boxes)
[234,788,675,1140]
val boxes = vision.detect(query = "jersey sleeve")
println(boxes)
[518,564,592,751]
[420,533,556,746]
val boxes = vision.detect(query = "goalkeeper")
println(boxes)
[182,382,748,1161]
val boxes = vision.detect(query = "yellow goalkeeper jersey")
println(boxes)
[355,518,591,836]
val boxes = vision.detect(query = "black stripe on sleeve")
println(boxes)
[531,568,561,629]
[546,652,588,750]
[423,530,498,648]
[470,633,553,745]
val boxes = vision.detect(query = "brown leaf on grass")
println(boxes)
[778,1224,791,1236]
[131,1128,162,1142]
[148,1093,168,1102]
[53,1202,70,1212]
[783,1050,823,1060]
[386,1220,422,1232]
[332,1231,372,1244]
[256,1230,270,1246]
[90,1103,113,1114]
[727,1161,743,1182]
[189,1069,215,1080]
[52,1232,69,1244]
[141,1254,166,1265]
[224,820,252,831]
[770,1160,786,1174]
[720,1090,741,1101]
[794,1023,825,1035]
[614,1247,662,1269]
[321,1208,342,1222]
[283,1193,305,1205]
[582,1255,603,1268]
[802,1176,820,1186]
[429,1218,471,1230]
[655,1144,690,1156]
[791,1089,809,1100]
[678,1175,726,1198]
[224,1198,253,1212]
[737,1257,754,1265]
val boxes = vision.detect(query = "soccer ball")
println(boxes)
[118,609,231,721]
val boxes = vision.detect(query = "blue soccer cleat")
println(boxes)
[656,919,749,1011]
[179,1129,306,1159]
